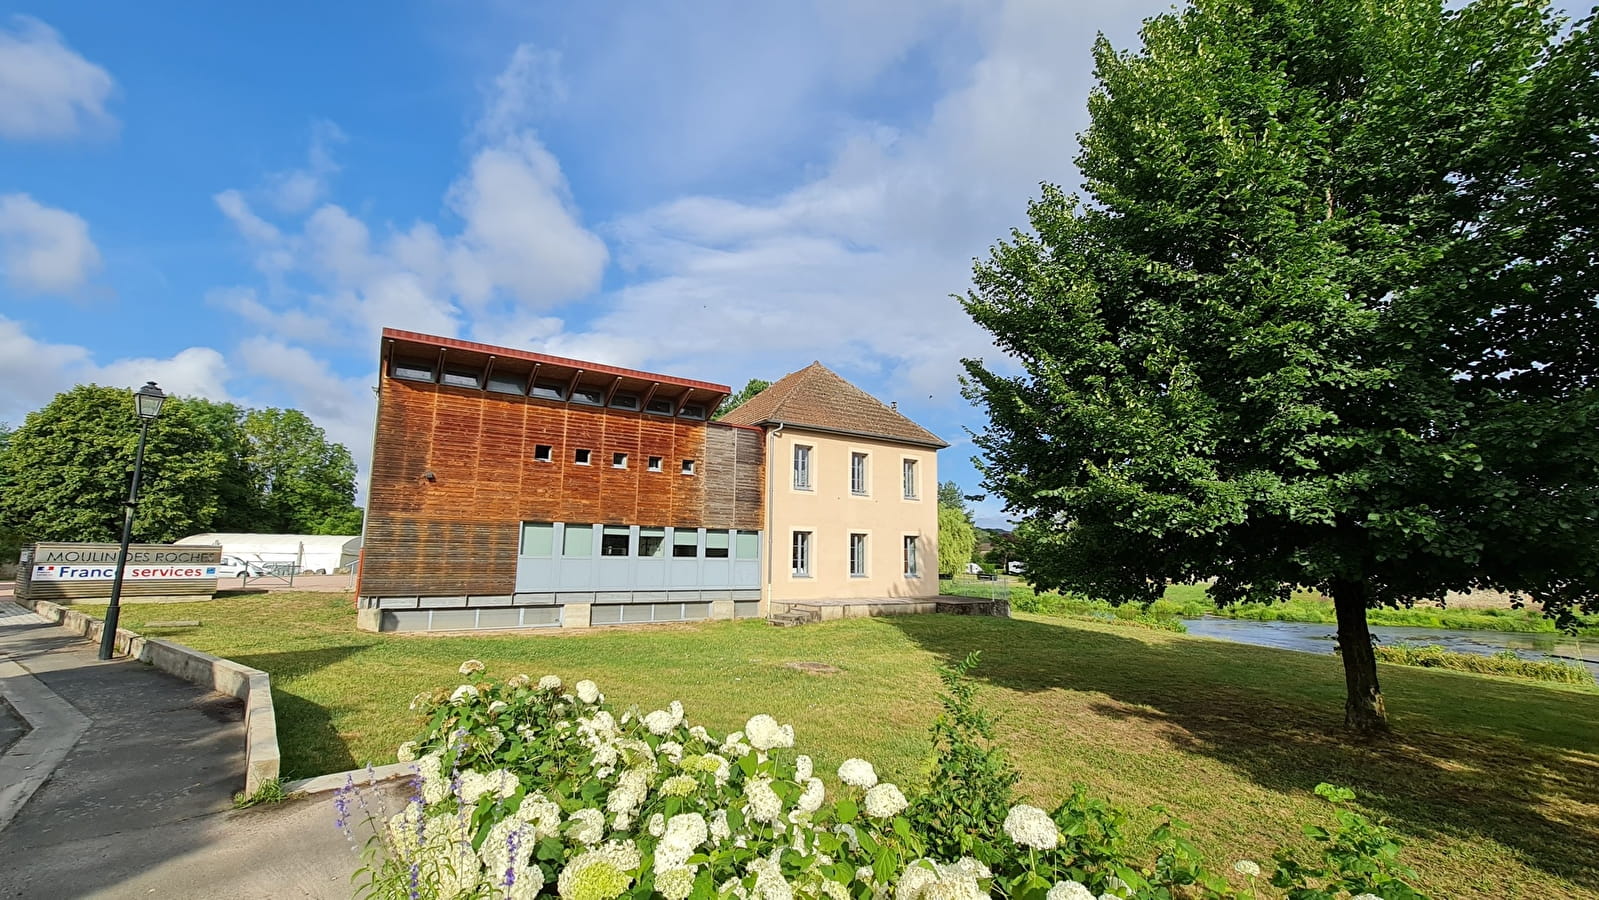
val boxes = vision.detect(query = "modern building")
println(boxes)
[355,329,943,632]
[719,363,947,602]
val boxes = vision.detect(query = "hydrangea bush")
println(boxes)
[349,658,1427,900]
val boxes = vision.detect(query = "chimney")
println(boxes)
[890,401,898,411]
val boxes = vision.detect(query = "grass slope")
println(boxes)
[84,593,1599,899]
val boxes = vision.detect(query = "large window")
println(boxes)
[792,531,812,577]
[735,531,760,560]
[562,524,593,557]
[639,527,666,558]
[673,529,700,558]
[849,533,867,576]
[520,522,554,557]
[793,445,812,490]
[851,452,869,495]
[601,525,631,557]
[903,535,920,577]
[705,530,730,559]
[902,459,918,499]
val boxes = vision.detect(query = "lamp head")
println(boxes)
[134,381,166,420]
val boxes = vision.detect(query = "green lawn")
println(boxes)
[83,592,1598,899]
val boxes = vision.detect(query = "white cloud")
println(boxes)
[0,193,102,295]
[265,121,345,214]
[0,17,115,140]
[0,316,232,422]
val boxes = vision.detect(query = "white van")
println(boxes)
[215,555,268,578]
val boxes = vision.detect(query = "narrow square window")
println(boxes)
[681,459,696,475]
[393,360,435,382]
[902,459,918,499]
[601,525,631,557]
[612,452,628,468]
[520,522,554,557]
[903,535,920,577]
[793,445,812,490]
[562,524,593,557]
[574,448,591,465]
[638,527,666,558]
[531,381,566,401]
[441,368,481,389]
[851,452,869,495]
[792,531,812,577]
[705,530,730,559]
[533,444,553,462]
[849,533,867,577]
[672,529,700,558]
[487,373,526,395]
[646,398,675,416]
[648,456,663,472]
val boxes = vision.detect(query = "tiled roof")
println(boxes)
[719,362,947,448]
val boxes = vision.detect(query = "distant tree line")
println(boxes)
[0,385,363,555]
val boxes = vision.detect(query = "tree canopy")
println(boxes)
[961,0,1598,731]
[713,379,772,420]
[0,385,363,546]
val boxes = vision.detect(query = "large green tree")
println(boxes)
[962,0,1598,731]
[713,378,772,420]
[0,386,227,543]
[241,408,361,534]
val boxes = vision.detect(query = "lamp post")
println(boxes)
[98,381,166,661]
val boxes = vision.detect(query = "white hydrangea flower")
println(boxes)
[1046,882,1095,900]
[687,725,711,743]
[416,753,448,804]
[480,817,537,881]
[855,865,874,883]
[450,684,479,704]
[422,809,483,898]
[567,807,606,846]
[514,792,564,840]
[459,659,486,675]
[1233,859,1261,878]
[507,673,531,688]
[749,851,794,900]
[794,755,813,782]
[661,774,698,797]
[557,840,641,900]
[1003,804,1060,850]
[488,700,510,716]
[710,809,731,844]
[659,741,685,763]
[895,861,937,900]
[894,859,988,900]
[656,812,709,870]
[606,767,652,818]
[745,777,784,823]
[385,800,425,858]
[744,714,795,751]
[539,674,563,691]
[396,741,418,763]
[1350,895,1383,900]
[459,769,520,805]
[644,705,682,736]
[797,778,826,814]
[657,866,696,900]
[863,783,908,819]
[821,879,850,900]
[576,680,602,704]
[648,813,667,837]
[838,758,878,789]
[721,731,747,753]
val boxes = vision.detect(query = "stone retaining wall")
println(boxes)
[15,597,280,795]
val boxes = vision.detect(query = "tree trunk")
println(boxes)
[1330,578,1389,733]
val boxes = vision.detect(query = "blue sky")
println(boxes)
[0,0,1162,527]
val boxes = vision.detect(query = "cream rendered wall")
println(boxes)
[766,427,940,601]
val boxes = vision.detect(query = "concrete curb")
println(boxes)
[0,652,91,834]
[14,597,280,796]
[283,761,417,796]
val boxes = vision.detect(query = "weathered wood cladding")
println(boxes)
[363,375,765,598]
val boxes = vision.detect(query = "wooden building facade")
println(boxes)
[357,330,766,632]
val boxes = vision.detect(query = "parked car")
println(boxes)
[215,555,268,578]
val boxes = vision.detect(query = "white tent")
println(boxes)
[175,533,361,574]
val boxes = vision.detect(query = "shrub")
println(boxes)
[1374,643,1594,685]
[347,660,1429,899]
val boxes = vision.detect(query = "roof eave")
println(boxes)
[751,419,949,450]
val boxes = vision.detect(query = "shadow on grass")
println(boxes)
[886,613,1599,891]
[227,644,368,779]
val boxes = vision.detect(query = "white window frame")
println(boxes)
[574,448,592,466]
[793,444,813,491]
[849,532,868,577]
[612,452,629,469]
[902,457,919,500]
[903,534,921,578]
[792,530,812,577]
[850,451,869,497]
[681,459,696,476]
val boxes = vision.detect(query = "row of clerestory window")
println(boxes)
[392,358,710,420]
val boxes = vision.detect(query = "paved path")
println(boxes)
[0,601,380,898]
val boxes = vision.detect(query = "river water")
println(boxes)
[1180,616,1599,679]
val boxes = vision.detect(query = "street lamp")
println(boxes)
[99,381,166,660]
